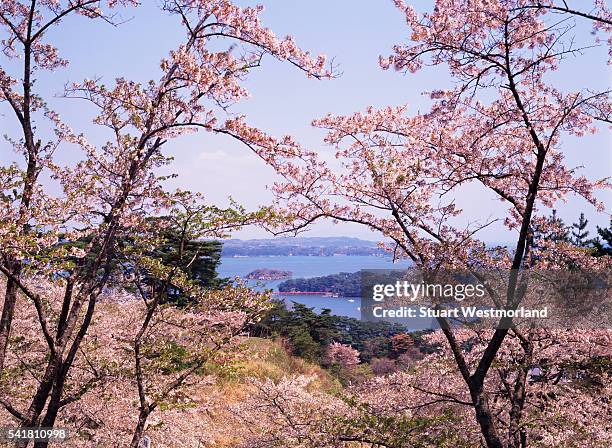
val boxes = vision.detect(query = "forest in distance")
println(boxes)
[278,214,612,297]
[0,1,611,448]
[221,236,385,257]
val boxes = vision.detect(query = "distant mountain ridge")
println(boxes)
[221,236,384,257]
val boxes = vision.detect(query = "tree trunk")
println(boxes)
[32,370,66,448]
[508,343,532,448]
[14,356,62,448]
[469,380,505,448]
[129,407,152,448]
[0,274,20,371]
[33,295,98,448]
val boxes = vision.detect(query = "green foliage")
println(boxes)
[278,272,362,296]
[360,336,392,362]
[145,228,227,305]
[278,269,408,297]
[390,333,414,357]
[571,213,590,247]
[142,340,201,375]
[590,219,612,257]
[154,233,226,289]
[285,326,321,362]
[127,193,250,305]
[533,211,612,260]
[533,209,569,248]
[251,301,410,363]
[255,302,336,361]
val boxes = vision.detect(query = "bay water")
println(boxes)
[218,255,409,320]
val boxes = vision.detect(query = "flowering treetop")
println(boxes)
[269,0,610,271]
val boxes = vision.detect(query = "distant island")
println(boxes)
[278,272,361,296]
[278,270,409,297]
[245,268,293,280]
[222,236,384,257]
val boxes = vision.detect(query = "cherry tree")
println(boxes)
[267,1,611,447]
[1,274,271,447]
[0,0,331,445]
[324,341,360,368]
[119,195,272,447]
[0,0,140,374]
[234,329,612,448]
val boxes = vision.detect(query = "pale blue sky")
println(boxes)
[1,0,610,242]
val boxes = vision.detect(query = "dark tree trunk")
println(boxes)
[469,379,505,448]
[508,343,532,448]
[32,370,66,448]
[0,274,20,371]
[129,407,153,448]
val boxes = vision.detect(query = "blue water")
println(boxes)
[218,255,411,319]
